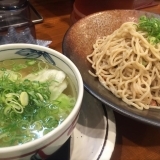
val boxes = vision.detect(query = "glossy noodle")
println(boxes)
[87,21,160,110]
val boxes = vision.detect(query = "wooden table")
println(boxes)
[30,0,160,159]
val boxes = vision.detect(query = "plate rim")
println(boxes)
[70,90,116,160]
[63,9,160,127]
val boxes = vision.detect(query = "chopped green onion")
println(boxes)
[19,92,29,107]
[12,64,28,71]
[25,59,37,66]
[137,15,160,44]
[0,63,75,147]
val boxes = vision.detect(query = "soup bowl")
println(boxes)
[0,43,84,160]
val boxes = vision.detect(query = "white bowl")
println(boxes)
[0,43,84,160]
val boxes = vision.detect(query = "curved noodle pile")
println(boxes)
[87,21,160,110]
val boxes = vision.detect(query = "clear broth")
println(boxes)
[0,58,77,147]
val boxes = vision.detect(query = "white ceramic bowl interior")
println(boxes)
[0,43,84,160]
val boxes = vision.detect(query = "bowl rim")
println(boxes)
[0,43,84,153]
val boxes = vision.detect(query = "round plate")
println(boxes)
[47,90,116,160]
[62,10,160,127]
[70,90,116,160]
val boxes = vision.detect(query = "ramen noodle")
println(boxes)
[87,21,160,110]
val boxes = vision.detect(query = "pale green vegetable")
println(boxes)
[24,69,67,100]
[19,92,29,107]
[0,69,21,81]
[137,16,160,44]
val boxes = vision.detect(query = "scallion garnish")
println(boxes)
[137,15,160,44]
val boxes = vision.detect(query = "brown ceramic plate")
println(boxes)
[62,10,160,127]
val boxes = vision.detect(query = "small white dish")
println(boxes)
[70,90,116,160]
